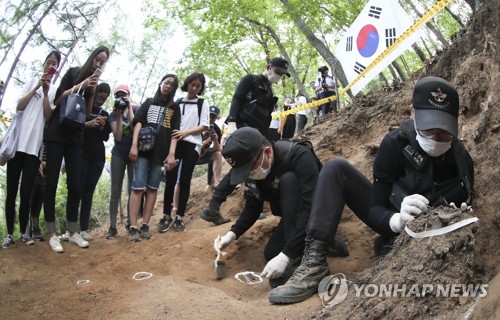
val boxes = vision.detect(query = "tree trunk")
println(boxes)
[53,5,105,84]
[412,43,427,62]
[0,18,31,67]
[406,0,449,46]
[379,72,389,87]
[399,56,410,75]
[245,17,310,101]
[279,0,354,99]
[387,64,398,81]
[421,38,434,57]
[0,0,57,109]
[445,7,465,28]
[391,61,407,81]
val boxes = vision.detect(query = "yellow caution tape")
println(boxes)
[272,0,453,119]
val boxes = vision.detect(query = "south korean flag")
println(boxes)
[334,0,423,95]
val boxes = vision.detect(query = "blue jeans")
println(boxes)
[108,155,133,228]
[132,156,162,190]
[79,158,105,231]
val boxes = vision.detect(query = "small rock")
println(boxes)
[411,264,424,272]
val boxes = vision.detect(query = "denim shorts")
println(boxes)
[131,157,162,190]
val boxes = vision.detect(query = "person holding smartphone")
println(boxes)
[75,82,112,241]
[43,45,110,252]
[2,50,61,249]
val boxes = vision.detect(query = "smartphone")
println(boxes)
[45,66,57,81]
[93,68,103,78]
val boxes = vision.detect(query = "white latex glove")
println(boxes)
[215,231,236,251]
[261,252,290,279]
[227,122,237,137]
[389,194,429,233]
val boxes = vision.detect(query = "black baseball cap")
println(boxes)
[413,76,459,137]
[209,105,220,116]
[269,57,291,77]
[222,127,266,184]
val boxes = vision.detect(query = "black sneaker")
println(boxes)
[32,226,44,241]
[158,215,173,233]
[173,216,186,232]
[140,224,152,239]
[105,227,118,239]
[128,227,141,242]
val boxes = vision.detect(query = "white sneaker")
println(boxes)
[49,235,64,253]
[59,231,70,241]
[69,232,89,248]
[80,230,93,241]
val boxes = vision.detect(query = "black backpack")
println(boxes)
[175,98,204,125]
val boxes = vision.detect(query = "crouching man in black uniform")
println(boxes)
[268,76,474,304]
[214,127,323,288]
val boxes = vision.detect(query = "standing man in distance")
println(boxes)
[201,57,290,225]
[314,66,336,116]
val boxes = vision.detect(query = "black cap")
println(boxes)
[269,57,291,77]
[222,127,265,184]
[413,76,459,137]
[209,105,220,116]
[318,66,328,73]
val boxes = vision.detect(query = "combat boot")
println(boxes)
[201,205,231,226]
[268,235,330,304]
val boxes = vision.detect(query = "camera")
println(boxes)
[114,97,127,110]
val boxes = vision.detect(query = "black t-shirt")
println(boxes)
[44,67,93,146]
[83,107,111,162]
[133,98,181,164]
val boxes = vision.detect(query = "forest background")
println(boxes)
[0,0,477,237]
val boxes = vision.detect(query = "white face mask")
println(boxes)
[267,71,283,84]
[249,150,271,180]
[416,132,452,157]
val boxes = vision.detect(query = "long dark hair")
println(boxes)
[152,74,178,107]
[75,45,110,84]
[44,50,61,66]
[180,72,206,95]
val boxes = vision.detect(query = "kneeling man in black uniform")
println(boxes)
[269,76,474,304]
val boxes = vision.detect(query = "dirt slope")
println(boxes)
[0,1,498,319]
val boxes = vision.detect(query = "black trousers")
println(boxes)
[210,169,237,206]
[30,171,45,221]
[297,114,308,133]
[164,140,199,216]
[5,152,40,234]
[263,171,304,261]
[44,142,83,233]
[306,158,376,243]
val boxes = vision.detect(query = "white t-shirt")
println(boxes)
[269,111,280,129]
[296,96,309,116]
[16,78,56,157]
[178,97,210,154]
[315,75,336,93]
